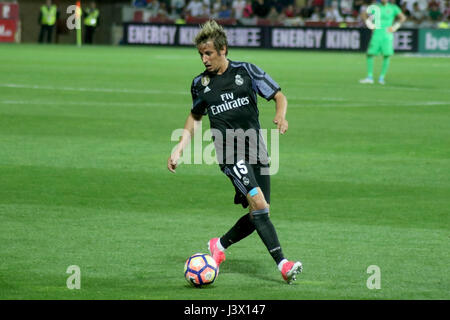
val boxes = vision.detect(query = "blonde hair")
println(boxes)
[194,20,228,55]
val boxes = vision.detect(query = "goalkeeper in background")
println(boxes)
[360,0,406,85]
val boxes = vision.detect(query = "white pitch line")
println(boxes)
[1,99,448,109]
[298,101,449,108]
[280,99,449,107]
[3,83,449,103]
[0,83,187,95]
[289,96,347,102]
[0,100,180,107]
[287,82,450,93]
[289,96,450,106]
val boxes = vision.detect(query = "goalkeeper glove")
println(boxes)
[390,22,402,32]
[365,18,376,30]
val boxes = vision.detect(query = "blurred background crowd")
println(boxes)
[131,0,450,28]
[3,0,448,45]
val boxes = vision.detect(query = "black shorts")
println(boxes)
[221,160,270,209]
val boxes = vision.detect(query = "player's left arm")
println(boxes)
[247,62,288,134]
[272,90,288,135]
[388,11,406,33]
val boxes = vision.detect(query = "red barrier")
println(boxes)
[0,18,16,42]
[0,2,19,19]
[0,2,19,42]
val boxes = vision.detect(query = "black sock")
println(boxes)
[251,210,285,265]
[220,213,255,249]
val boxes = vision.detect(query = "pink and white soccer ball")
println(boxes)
[184,253,218,287]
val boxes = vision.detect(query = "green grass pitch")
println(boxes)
[0,44,449,300]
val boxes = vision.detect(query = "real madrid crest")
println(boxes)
[235,74,244,86]
[201,75,210,87]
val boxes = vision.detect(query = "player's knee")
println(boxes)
[253,198,268,211]
[250,206,269,220]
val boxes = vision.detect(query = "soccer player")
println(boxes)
[167,20,302,284]
[360,0,406,85]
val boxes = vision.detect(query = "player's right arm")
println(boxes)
[361,8,375,30]
[167,112,203,173]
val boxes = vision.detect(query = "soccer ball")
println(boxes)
[184,253,218,287]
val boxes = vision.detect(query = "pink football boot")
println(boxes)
[207,238,226,268]
[281,261,303,284]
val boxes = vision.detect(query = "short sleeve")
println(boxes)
[394,4,402,17]
[244,63,281,101]
[367,5,377,16]
[190,78,207,115]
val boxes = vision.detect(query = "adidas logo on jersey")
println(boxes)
[204,86,211,93]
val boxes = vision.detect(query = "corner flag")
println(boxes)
[76,1,82,46]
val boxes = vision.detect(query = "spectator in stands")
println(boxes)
[201,2,211,17]
[295,0,310,18]
[357,0,373,23]
[308,0,324,12]
[324,1,343,22]
[400,0,417,27]
[309,0,324,8]
[243,0,254,17]
[429,1,443,22]
[202,0,212,11]
[410,1,429,27]
[210,0,221,14]
[38,0,59,44]
[171,0,186,16]
[217,0,228,7]
[233,0,247,19]
[416,0,429,12]
[400,1,411,17]
[271,0,285,13]
[253,0,270,18]
[218,3,232,17]
[146,0,160,12]
[400,0,417,13]
[444,0,450,20]
[281,2,304,26]
[309,4,322,20]
[283,4,296,17]
[133,0,149,7]
[428,0,443,10]
[156,0,170,18]
[267,5,281,23]
[339,0,354,18]
[186,0,204,16]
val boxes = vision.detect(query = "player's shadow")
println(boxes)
[176,255,283,284]
[221,258,281,284]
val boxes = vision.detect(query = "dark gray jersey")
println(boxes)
[190,60,280,167]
